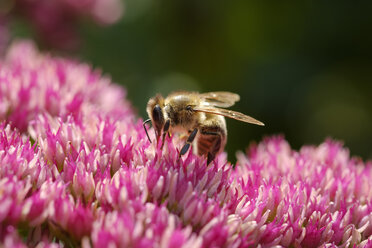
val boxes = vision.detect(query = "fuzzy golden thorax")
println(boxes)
[163,93,201,130]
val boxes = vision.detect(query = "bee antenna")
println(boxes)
[143,119,152,143]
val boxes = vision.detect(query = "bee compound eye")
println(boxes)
[152,105,164,122]
[186,105,193,111]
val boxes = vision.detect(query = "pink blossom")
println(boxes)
[1,0,123,50]
[1,40,134,132]
[1,41,372,247]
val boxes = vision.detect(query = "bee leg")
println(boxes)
[160,119,170,149]
[179,128,198,157]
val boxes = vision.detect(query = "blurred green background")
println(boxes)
[11,1,372,162]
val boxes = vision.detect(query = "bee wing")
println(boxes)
[194,106,265,126]
[199,92,240,108]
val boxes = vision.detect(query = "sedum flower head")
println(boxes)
[1,41,372,247]
[1,0,123,50]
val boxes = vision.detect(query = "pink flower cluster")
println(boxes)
[1,0,123,49]
[1,41,372,247]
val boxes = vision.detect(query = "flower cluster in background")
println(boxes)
[0,0,123,50]
[0,41,372,247]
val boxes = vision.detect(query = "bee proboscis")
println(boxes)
[143,91,264,164]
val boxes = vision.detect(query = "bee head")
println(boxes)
[146,94,165,141]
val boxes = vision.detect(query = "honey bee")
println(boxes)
[143,91,264,164]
